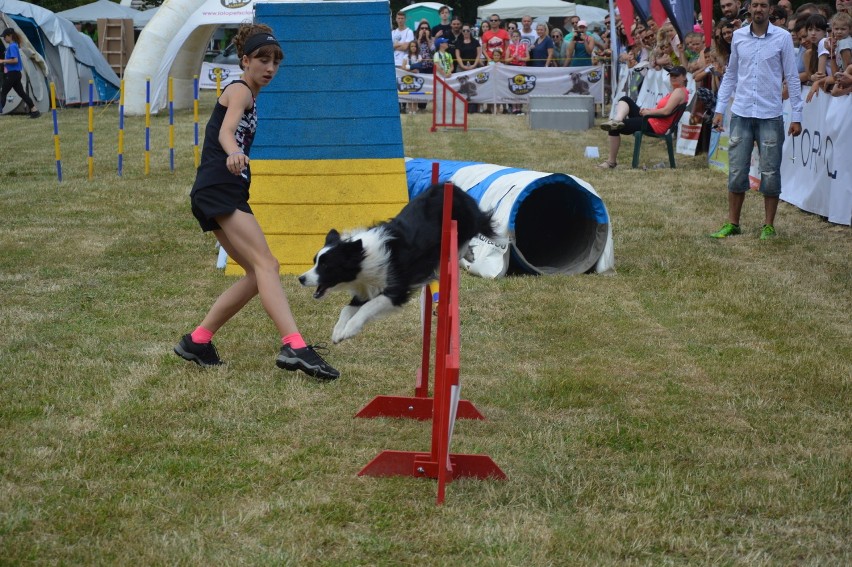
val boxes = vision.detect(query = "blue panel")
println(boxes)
[253,1,403,162]
[262,87,397,119]
[252,116,404,160]
[253,144,402,161]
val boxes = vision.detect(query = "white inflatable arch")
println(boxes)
[124,0,255,115]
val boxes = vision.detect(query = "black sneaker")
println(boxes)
[276,344,339,380]
[29,110,41,119]
[174,334,223,367]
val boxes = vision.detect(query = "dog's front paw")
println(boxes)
[331,327,349,344]
[333,319,365,344]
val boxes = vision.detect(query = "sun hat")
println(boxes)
[577,20,588,27]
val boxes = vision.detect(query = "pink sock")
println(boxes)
[190,326,214,344]
[282,332,306,349]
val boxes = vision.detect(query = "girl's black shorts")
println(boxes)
[190,184,253,232]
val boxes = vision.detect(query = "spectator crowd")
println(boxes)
[392,1,852,119]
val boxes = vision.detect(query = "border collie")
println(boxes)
[299,184,495,343]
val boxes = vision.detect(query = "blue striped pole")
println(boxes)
[144,77,151,175]
[193,75,200,169]
[87,80,94,180]
[118,79,125,176]
[168,76,175,172]
[50,82,62,182]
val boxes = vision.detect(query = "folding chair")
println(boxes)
[631,103,688,169]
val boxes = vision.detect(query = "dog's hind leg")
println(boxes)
[334,295,400,343]
[332,305,361,344]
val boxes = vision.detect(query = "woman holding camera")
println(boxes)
[414,20,435,74]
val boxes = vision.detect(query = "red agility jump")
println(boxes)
[357,181,506,505]
[355,163,483,420]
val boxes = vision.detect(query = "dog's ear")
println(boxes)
[325,229,341,246]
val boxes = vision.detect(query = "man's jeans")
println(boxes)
[728,114,785,197]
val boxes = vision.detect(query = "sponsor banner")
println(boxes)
[781,94,851,226]
[193,0,254,23]
[397,65,605,105]
[676,123,702,156]
[199,62,243,90]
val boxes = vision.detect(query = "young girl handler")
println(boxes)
[174,23,339,380]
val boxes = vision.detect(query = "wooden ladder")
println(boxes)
[99,19,129,77]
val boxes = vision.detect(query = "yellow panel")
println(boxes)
[251,173,410,204]
[254,203,406,235]
[251,158,408,176]
[223,158,411,276]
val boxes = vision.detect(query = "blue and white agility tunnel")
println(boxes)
[406,159,615,276]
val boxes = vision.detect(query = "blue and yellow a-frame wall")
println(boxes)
[230,0,409,275]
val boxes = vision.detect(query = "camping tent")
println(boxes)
[477,0,608,23]
[0,0,120,105]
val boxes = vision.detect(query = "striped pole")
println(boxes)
[168,76,175,172]
[87,80,94,181]
[144,77,151,175]
[118,79,125,176]
[50,82,62,182]
[193,75,200,169]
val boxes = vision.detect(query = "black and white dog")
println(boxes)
[299,184,495,343]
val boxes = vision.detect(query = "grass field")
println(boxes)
[1,94,849,565]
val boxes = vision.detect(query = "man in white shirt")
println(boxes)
[711,0,803,240]
[392,11,414,68]
[518,15,536,47]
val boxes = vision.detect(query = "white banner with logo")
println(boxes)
[780,94,852,226]
[397,65,604,105]
[199,62,243,90]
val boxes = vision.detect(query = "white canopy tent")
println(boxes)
[56,0,157,30]
[478,0,575,20]
[56,0,139,23]
[477,0,608,24]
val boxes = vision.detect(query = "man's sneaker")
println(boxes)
[759,224,776,240]
[710,222,742,238]
[174,334,223,367]
[29,110,41,119]
[276,344,339,380]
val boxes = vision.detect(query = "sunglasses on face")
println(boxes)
[462,29,470,32]
[490,19,499,22]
